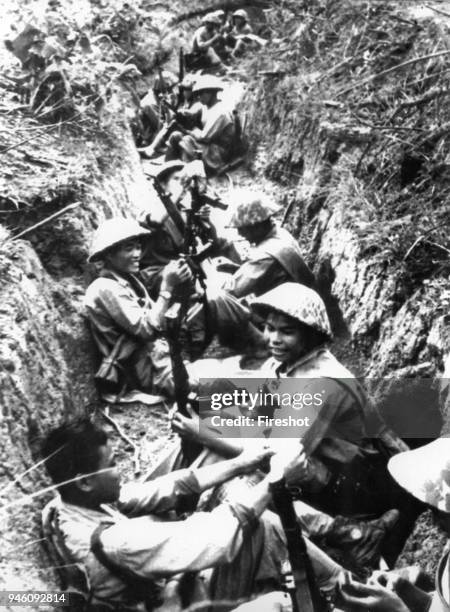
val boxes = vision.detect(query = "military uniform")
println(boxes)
[226,191,315,297]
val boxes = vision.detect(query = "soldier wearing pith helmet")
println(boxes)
[84,217,192,399]
[191,12,225,70]
[339,439,450,611]
[165,75,238,173]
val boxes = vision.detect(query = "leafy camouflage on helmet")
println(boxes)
[250,282,333,338]
[233,9,249,21]
[230,189,279,227]
[388,438,450,512]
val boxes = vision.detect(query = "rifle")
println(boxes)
[164,302,203,466]
[269,477,329,612]
[178,47,186,94]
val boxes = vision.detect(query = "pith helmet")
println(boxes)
[250,283,332,339]
[233,9,249,21]
[192,74,224,94]
[154,160,185,182]
[230,189,279,227]
[88,218,151,263]
[388,439,450,512]
[202,13,222,26]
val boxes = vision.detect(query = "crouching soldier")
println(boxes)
[166,75,240,175]
[226,10,258,58]
[338,438,450,611]
[84,217,192,399]
[190,13,226,73]
[41,418,343,611]
[139,161,266,358]
[223,190,315,298]
[138,71,178,147]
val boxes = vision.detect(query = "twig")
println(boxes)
[336,50,450,97]
[2,202,81,242]
[424,3,450,19]
[0,111,87,155]
[101,408,141,475]
[403,235,424,261]
[403,222,450,261]
[426,240,450,257]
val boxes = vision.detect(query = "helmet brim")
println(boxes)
[88,230,151,263]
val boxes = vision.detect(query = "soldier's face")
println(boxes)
[162,170,184,203]
[199,90,216,107]
[238,221,270,245]
[85,443,121,505]
[264,312,307,364]
[106,239,142,275]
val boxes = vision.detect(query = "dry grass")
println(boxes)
[243,0,449,295]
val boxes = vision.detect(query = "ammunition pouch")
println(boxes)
[94,335,137,396]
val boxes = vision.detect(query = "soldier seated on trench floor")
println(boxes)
[170,283,421,571]
[40,417,344,611]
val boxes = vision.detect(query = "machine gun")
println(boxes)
[269,477,330,612]
[182,175,229,284]
[164,302,203,466]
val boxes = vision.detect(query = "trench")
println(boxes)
[1,0,449,597]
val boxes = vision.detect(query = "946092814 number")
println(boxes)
[0,592,71,607]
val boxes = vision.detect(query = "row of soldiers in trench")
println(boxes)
[39,17,449,612]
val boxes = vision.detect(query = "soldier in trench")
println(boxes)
[137,71,178,148]
[138,160,267,359]
[337,439,450,612]
[223,189,316,299]
[190,13,227,73]
[41,417,344,611]
[165,74,241,175]
[225,9,265,59]
[171,283,421,570]
[138,162,314,358]
[84,217,193,400]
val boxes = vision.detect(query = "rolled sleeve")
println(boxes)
[95,280,160,340]
[119,470,201,516]
[100,504,244,578]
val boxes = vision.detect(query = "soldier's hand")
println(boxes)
[161,259,193,289]
[198,204,212,221]
[336,576,411,612]
[171,409,200,441]
[236,443,274,474]
[268,441,310,482]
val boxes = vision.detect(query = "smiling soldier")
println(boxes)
[84,217,192,399]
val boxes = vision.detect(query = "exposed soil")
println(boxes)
[0,0,449,606]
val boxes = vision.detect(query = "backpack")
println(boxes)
[41,499,91,610]
[41,499,163,611]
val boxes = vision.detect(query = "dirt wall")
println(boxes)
[0,122,154,594]
[243,0,449,380]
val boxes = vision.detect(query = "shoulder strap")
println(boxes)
[41,500,90,597]
[90,523,163,610]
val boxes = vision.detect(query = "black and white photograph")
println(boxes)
[0,0,449,610]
